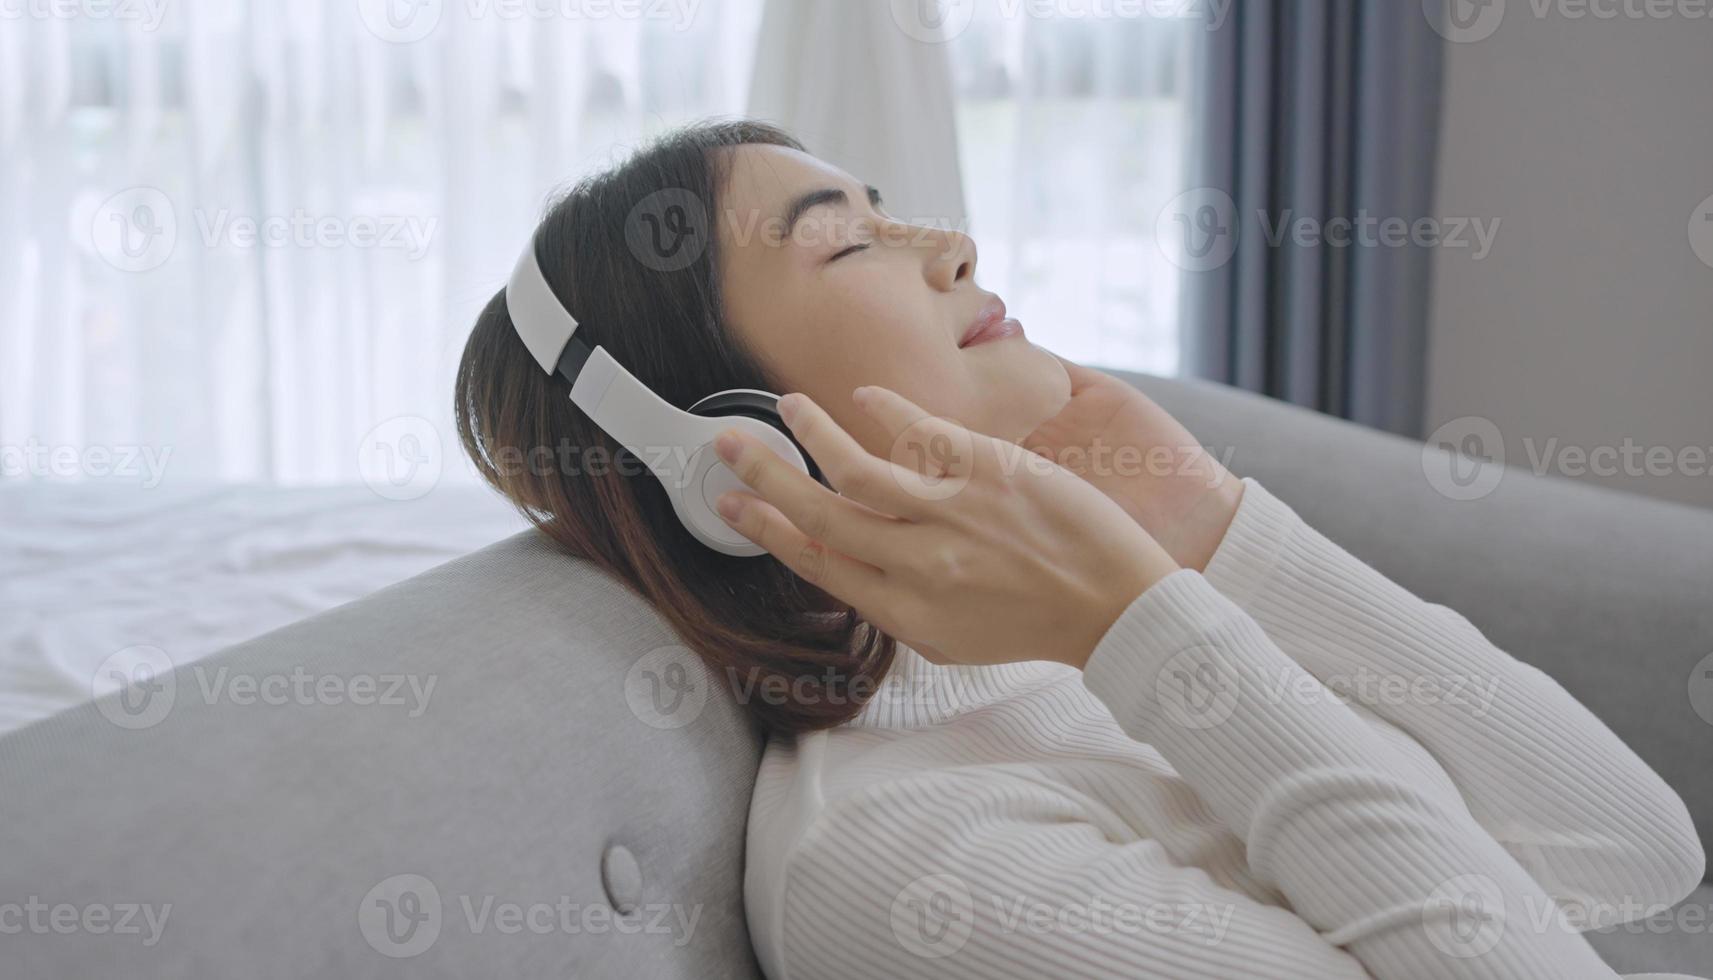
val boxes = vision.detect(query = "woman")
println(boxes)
[454,120,1705,979]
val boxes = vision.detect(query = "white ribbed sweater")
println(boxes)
[743,478,1706,980]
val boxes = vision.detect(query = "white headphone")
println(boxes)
[505,231,821,557]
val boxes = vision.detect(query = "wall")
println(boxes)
[1427,3,1713,510]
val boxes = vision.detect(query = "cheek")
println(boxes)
[784,298,962,441]
[932,342,1072,444]
[806,342,968,457]
[753,274,1066,452]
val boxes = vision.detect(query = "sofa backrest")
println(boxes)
[0,527,768,979]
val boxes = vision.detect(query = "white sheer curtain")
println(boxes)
[946,3,1191,375]
[1,1,1189,489]
[747,0,967,228]
[0,1,763,486]
[744,0,1192,377]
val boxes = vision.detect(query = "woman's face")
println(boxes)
[715,143,1071,458]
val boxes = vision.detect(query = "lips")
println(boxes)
[958,295,1024,349]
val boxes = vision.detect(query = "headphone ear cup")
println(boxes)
[687,390,827,487]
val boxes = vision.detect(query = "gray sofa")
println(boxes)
[3,371,1709,978]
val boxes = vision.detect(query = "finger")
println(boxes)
[852,385,978,481]
[716,492,893,613]
[776,392,933,521]
[714,426,905,567]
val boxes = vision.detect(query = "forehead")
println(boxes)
[717,143,860,224]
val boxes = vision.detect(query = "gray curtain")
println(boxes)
[1179,2,1445,436]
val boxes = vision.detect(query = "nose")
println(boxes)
[922,223,976,292]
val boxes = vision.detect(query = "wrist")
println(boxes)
[1154,473,1244,573]
[1063,544,1179,671]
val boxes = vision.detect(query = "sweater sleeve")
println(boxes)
[1077,569,1636,978]
[1199,477,1706,925]
[772,763,1377,980]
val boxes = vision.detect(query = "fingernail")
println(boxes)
[778,392,802,425]
[714,430,741,464]
[853,385,871,406]
[716,492,744,522]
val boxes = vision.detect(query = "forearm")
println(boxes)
[1198,478,1705,920]
[1082,570,1622,978]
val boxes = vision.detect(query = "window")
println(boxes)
[949,9,1192,375]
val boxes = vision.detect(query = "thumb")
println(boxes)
[1046,350,1104,393]
[905,640,950,665]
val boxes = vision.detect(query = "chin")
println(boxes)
[981,341,1073,443]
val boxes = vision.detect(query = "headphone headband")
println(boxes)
[505,233,581,376]
[497,222,815,558]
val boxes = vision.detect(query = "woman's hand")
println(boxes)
[710,386,1179,670]
[1021,354,1243,572]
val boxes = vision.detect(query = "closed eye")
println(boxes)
[832,189,884,261]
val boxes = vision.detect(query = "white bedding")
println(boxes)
[0,482,528,737]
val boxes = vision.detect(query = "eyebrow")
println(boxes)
[783,184,884,241]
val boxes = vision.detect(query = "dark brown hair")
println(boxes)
[454,118,896,735]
